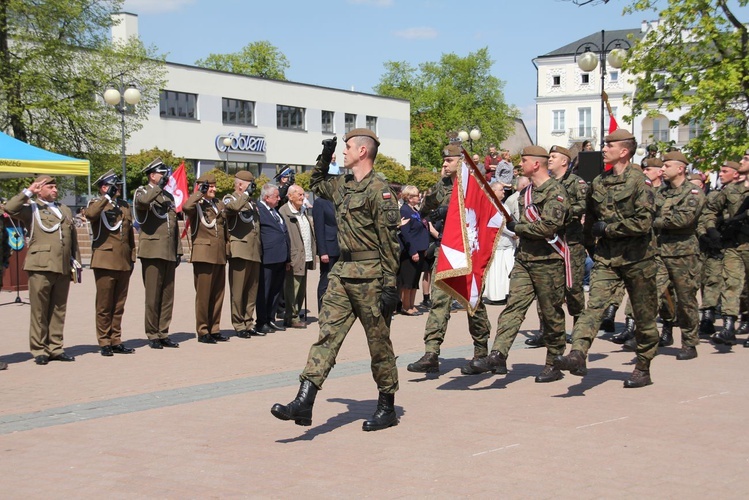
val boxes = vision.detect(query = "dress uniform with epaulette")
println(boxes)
[183,172,228,343]
[85,170,136,356]
[5,175,80,364]
[223,170,262,338]
[133,158,183,349]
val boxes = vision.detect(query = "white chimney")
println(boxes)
[111,12,139,44]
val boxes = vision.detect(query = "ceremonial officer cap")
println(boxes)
[442,144,462,157]
[94,169,118,187]
[197,172,216,184]
[641,158,664,169]
[521,145,550,158]
[142,157,169,175]
[343,128,380,146]
[235,170,254,182]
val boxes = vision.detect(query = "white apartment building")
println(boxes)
[534,21,701,159]
[114,13,410,181]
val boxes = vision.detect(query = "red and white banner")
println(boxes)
[434,155,504,315]
[164,162,188,213]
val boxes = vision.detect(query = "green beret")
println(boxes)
[641,158,664,169]
[663,151,689,165]
[521,145,549,158]
[549,145,572,160]
[343,128,380,146]
[235,170,255,182]
[197,173,216,184]
[604,129,635,142]
[442,144,462,157]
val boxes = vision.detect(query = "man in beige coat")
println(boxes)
[183,172,228,343]
[223,170,263,338]
[133,158,183,349]
[278,184,316,328]
[85,170,136,357]
[5,175,80,365]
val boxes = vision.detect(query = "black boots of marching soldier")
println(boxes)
[712,315,737,345]
[271,379,318,426]
[407,352,439,373]
[600,304,617,333]
[658,321,674,347]
[611,316,636,344]
[699,308,716,336]
[362,392,398,432]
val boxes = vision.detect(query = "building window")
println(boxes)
[581,74,590,85]
[688,120,703,140]
[277,105,305,130]
[552,75,561,86]
[552,110,565,132]
[345,113,357,133]
[159,90,198,120]
[653,118,669,142]
[609,71,619,83]
[366,115,377,133]
[322,110,334,133]
[223,98,254,125]
[578,107,592,137]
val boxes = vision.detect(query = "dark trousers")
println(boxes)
[317,255,340,312]
[257,262,286,326]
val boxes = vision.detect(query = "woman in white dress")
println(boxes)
[483,182,517,304]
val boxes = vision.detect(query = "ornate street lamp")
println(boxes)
[574,31,631,149]
[458,127,482,152]
[104,84,141,198]
[222,136,232,170]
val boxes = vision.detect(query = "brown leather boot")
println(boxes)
[623,368,653,388]
[406,352,439,373]
[552,349,587,376]
[676,346,698,360]
[467,350,507,374]
[535,364,563,383]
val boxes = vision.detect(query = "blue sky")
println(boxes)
[120,0,680,142]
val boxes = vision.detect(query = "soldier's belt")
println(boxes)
[340,250,379,262]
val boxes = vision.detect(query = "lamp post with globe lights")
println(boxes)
[222,136,233,170]
[458,127,481,153]
[104,84,141,198]
[574,30,631,149]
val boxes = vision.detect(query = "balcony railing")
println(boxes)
[569,127,597,141]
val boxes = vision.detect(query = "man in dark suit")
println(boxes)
[256,183,290,334]
[312,196,339,311]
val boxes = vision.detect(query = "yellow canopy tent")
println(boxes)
[0,131,89,177]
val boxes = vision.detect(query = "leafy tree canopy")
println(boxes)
[195,41,289,80]
[375,48,518,169]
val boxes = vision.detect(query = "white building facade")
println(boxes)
[115,14,410,181]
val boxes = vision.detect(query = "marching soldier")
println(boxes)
[85,170,136,357]
[554,129,660,388]
[406,143,492,375]
[133,158,183,349]
[652,151,705,359]
[704,148,749,346]
[5,176,80,365]
[223,171,262,338]
[183,172,228,343]
[468,146,569,382]
[271,129,401,432]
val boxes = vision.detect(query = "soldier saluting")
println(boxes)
[133,158,183,349]
[85,170,136,357]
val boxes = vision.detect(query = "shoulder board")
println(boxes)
[382,191,392,200]
[87,197,100,206]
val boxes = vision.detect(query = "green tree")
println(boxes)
[195,41,289,80]
[374,48,518,169]
[0,0,167,160]
[407,166,440,193]
[374,154,409,185]
[295,171,311,191]
[123,148,190,200]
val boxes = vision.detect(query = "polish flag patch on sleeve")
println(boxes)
[556,195,565,202]
[382,191,391,200]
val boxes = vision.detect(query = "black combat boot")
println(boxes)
[524,331,545,347]
[271,380,318,426]
[698,308,716,336]
[712,315,737,345]
[658,321,674,347]
[623,368,653,388]
[736,314,749,336]
[535,364,564,383]
[552,350,587,376]
[676,345,698,360]
[406,352,439,373]
[601,304,617,333]
[611,316,636,344]
[467,350,508,374]
[362,392,398,432]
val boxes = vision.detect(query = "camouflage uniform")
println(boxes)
[703,181,749,318]
[419,176,491,358]
[570,163,659,371]
[653,180,705,347]
[561,172,589,317]
[698,190,725,310]
[302,162,401,394]
[490,178,569,366]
